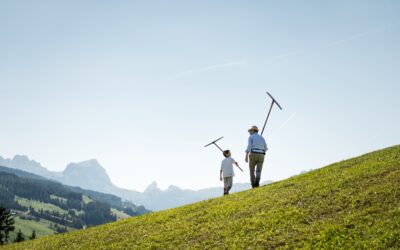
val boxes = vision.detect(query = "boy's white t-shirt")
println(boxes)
[221,157,236,177]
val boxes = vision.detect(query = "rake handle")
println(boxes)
[214,143,224,152]
[261,100,274,136]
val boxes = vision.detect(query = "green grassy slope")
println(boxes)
[10,217,56,239]
[15,196,68,215]
[7,214,78,241]
[5,145,400,249]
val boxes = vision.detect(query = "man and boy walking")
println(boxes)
[219,125,268,195]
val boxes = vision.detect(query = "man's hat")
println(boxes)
[248,126,259,132]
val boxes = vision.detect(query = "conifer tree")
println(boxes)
[29,230,36,240]
[14,230,25,243]
[0,206,15,245]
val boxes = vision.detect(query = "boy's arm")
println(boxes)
[220,170,223,181]
[234,160,243,172]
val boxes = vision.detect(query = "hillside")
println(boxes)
[0,166,47,181]
[0,166,149,215]
[4,145,400,249]
[0,167,150,241]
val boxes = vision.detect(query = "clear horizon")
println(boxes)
[1,1,399,191]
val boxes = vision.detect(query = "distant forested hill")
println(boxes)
[0,166,150,239]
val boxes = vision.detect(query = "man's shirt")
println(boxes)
[246,133,268,153]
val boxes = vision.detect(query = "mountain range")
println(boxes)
[0,155,272,211]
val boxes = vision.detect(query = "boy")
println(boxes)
[220,150,240,195]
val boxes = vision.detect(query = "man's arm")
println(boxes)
[263,137,268,151]
[220,170,223,181]
[246,136,252,153]
[245,136,252,162]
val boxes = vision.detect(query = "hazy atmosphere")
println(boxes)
[1,0,399,191]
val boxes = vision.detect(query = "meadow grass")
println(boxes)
[49,195,67,204]
[14,197,67,215]
[10,217,56,239]
[110,208,130,221]
[81,195,92,205]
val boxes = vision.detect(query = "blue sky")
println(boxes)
[1,0,399,191]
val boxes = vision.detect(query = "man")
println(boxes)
[245,126,268,188]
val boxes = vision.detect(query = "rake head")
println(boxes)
[267,92,283,110]
[204,137,224,148]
